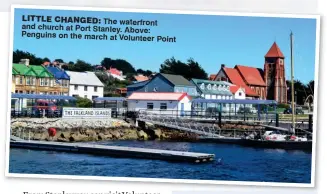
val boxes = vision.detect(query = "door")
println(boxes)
[180,103,185,116]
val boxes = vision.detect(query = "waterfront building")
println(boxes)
[229,85,246,100]
[46,65,70,95]
[12,67,19,93]
[212,42,287,103]
[190,79,233,100]
[66,71,104,100]
[13,59,59,95]
[127,73,197,97]
[127,92,192,115]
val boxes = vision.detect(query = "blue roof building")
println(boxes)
[47,66,70,80]
[46,66,70,95]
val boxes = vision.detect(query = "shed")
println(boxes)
[127,92,192,116]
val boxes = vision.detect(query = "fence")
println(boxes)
[129,109,277,123]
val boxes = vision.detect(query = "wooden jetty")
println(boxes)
[10,138,215,164]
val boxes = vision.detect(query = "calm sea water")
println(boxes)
[9,141,312,183]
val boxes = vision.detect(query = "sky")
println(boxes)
[13,8,318,83]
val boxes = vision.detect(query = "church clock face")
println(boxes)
[280,59,284,65]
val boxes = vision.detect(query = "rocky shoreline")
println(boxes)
[10,118,265,142]
[10,118,199,142]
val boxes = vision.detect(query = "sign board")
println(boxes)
[62,108,112,119]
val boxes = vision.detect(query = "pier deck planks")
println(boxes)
[10,139,215,163]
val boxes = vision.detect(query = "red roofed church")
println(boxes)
[212,42,287,103]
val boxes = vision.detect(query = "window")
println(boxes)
[73,95,79,98]
[32,78,36,85]
[84,95,87,98]
[40,78,45,86]
[92,96,98,100]
[50,79,54,87]
[213,84,217,90]
[200,83,205,90]
[94,86,98,92]
[74,85,78,90]
[84,86,87,91]
[15,77,19,85]
[19,77,23,85]
[153,87,158,92]
[44,78,49,86]
[26,77,31,85]
[239,92,242,96]
[160,103,167,110]
[147,103,154,110]
[15,90,18,93]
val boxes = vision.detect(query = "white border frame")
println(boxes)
[5,4,321,188]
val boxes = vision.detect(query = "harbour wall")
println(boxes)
[11,118,266,142]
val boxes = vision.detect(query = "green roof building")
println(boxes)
[12,59,62,95]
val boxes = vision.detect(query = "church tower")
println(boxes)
[264,42,288,103]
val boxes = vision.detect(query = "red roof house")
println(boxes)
[108,67,122,76]
[229,85,258,97]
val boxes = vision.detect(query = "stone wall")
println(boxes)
[10,118,265,142]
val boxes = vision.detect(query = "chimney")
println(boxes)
[221,64,225,68]
[20,59,30,66]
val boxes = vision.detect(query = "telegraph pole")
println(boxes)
[290,32,296,134]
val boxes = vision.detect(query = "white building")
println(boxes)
[66,71,104,100]
[230,85,246,100]
[127,92,192,116]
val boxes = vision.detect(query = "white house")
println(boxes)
[127,92,192,116]
[66,71,104,100]
[230,85,246,100]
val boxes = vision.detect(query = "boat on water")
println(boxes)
[241,130,312,151]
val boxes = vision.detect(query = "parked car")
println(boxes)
[238,107,257,114]
[32,100,58,114]
[283,107,304,114]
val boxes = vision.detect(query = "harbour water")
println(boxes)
[9,140,312,183]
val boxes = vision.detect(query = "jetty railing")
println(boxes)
[137,110,223,138]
